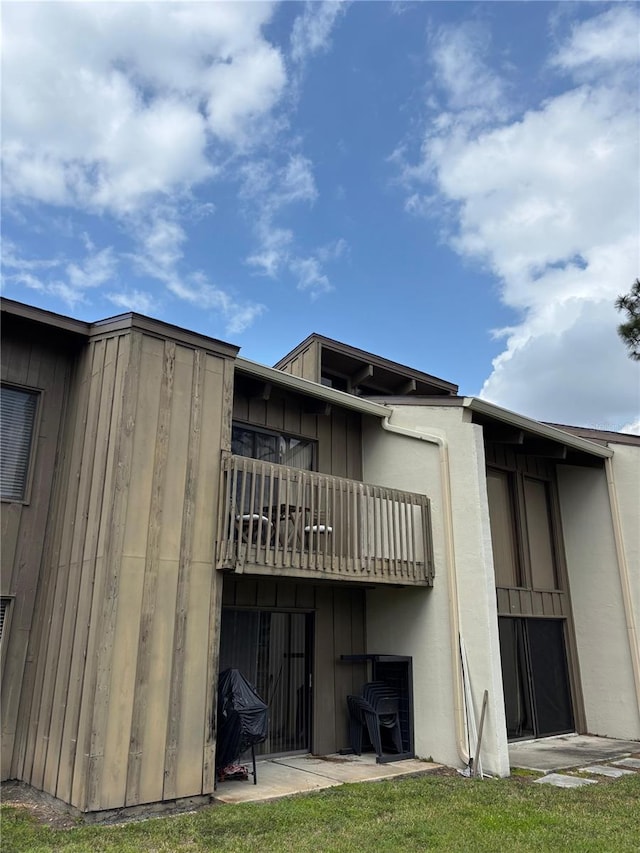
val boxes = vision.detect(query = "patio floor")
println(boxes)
[213,753,441,804]
[508,734,640,772]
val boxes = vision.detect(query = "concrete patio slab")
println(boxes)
[580,765,635,778]
[213,754,441,804]
[534,773,597,788]
[612,757,640,770]
[214,760,340,804]
[274,754,437,783]
[509,734,640,772]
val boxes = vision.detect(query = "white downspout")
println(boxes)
[381,411,470,766]
[605,456,640,719]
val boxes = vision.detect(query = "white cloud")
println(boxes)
[2,2,343,330]
[291,1,347,64]
[106,290,157,315]
[243,154,318,278]
[621,418,640,436]
[2,242,118,309]
[67,248,117,291]
[289,256,333,298]
[1,2,285,214]
[398,5,640,429]
[165,274,266,336]
[551,5,640,77]
[427,21,509,120]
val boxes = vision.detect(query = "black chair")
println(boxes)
[347,681,403,758]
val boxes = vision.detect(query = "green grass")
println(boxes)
[2,773,639,853]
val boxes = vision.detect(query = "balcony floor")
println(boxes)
[213,753,441,804]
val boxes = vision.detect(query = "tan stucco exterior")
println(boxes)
[557,445,640,740]
[362,406,510,777]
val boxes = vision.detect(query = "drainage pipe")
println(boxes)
[381,411,470,766]
[605,457,640,720]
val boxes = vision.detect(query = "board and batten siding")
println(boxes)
[221,576,367,755]
[274,340,320,383]
[233,382,363,481]
[11,327,235,813]
[1,323,78,781]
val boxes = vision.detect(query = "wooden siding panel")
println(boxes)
[313,587,335,755]
[125,338,177,807]
[136,558,179,805]
[1,334,74,783]
[202,570,223,794]
[164,349,204,801]
[44,348,94,802]
[0,505,21,595]
[100,555,145,808]
[60,337,129,806]
[42,337,118,796]
[173,561,212,797]
[332,592,353,751]
[80,332,141,811]
[257,580,278,608]
[192,356,224,564]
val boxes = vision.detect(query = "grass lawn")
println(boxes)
[2,772,639,853]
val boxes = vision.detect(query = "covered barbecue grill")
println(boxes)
[216,668,269,784]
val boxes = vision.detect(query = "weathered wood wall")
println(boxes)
[274,340,320,382]
[1,322,79,781]
[233,382,363,481]
[10,326,235,812]
[221,576,367,754]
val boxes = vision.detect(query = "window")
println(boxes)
[523,477,559,590]
[486,466,562,592]
[486,469,522,587]
[232,425,315,471]
[1,385,38,501]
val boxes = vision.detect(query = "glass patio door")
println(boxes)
[219,608,312,755]
[499,616,574,740]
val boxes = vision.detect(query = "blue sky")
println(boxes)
[2,1,639,431]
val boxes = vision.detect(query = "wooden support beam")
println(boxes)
[395,378,417,395]
[240,377,272,400]
[302,398,332,416]
[348,363,374,391]
[518,440,567,459]
[484,425,525,445]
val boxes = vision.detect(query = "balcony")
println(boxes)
[216,454,434,586]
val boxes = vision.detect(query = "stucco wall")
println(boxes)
[610,444,640,625]
[362,406,510,777]
[557,447,640,740]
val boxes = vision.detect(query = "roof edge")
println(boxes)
[1,297,91,336]
[1,298,239,359]
[274,332,458,394]
[236,357,391,418]
[462,397,613,458]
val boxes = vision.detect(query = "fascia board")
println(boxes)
[463,397,613,458]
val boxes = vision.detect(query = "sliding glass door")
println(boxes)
[219,608,312,755]
[499,616,574,740]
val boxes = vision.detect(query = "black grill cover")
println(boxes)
[216,668,269,770]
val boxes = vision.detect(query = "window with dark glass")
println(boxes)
[232,425,315,471]
[1,385,38,501]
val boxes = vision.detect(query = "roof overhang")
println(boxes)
[462,397,613,459]
[236,357,391,418]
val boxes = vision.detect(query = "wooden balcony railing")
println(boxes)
[216,454,434,586]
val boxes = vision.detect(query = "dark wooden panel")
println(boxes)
[332,592,354,751]
[257,580,278,608]
[1,328,77,783]
[312,586,335,755]
[235,580,258,608]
